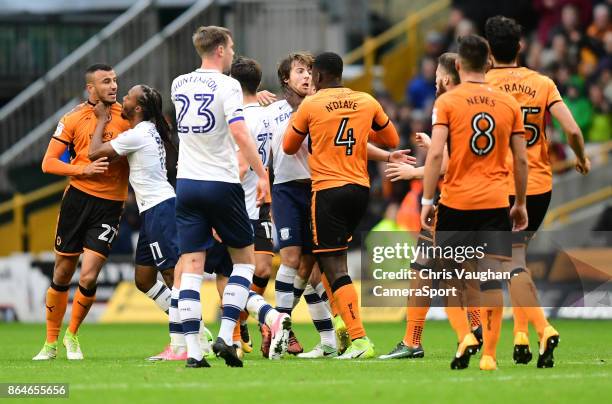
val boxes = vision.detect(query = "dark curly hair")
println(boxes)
[485,15,522,64]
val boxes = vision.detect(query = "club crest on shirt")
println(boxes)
[53,122,64,138]
[280,227,291,241]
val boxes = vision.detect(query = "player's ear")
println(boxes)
[455,59,461,75]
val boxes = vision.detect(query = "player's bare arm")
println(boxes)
[230,119,269,205]
[420,124,448,230]
[236,150,249,181]
[509,133,529,231]
[256,90,277,106]
[88,102,118,161]
[42,136,108,178]
[386,145,449,181]
[549,101,591,175]
[366,143,416,164]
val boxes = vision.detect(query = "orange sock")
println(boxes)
[321,274,339,317]
[512,306,529,335]
[251,275,268,297]
[481,306,503,359]
[524,307,550,339]
[468,307,481,329]
[446,307,471,342]
[251,284,266,297]
[333,283,366,340]
[45,286,69,343]
[509,270,549,337]
[403,306,428,347]
[68,286,95,335]
[232,321,242,343]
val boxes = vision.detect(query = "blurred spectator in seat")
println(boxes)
[554,78,593,138]
[586,83,611,142]
[424,31,445,59]
[541,33,571,70]
[587,3,612,43]
[441,7,466,50]
[405,57,436,110]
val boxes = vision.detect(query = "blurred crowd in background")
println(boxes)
[363,0,611,240]
[117,0,612,254]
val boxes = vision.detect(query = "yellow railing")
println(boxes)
[344,0,450,98]
[0,180,67,253]
[544,185,612,228]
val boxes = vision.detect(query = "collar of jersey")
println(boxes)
[244,102,260,109]
[195,68,221,73]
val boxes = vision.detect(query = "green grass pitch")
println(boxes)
[1,320,610,403]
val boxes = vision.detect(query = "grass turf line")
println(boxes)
[0,320,610,403]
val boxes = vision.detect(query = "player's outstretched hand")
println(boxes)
[255,176,269,207]
[509,202,528,231]
[385,162,419,182]
[420,205,435,231]
[82,157,109,176]
[415,132,431,149]
[93,102,111,122]
[388,149,417,165]
[256,90,277,106]
[575,157,591,175]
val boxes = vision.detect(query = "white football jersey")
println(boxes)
[242,103,272,220]
[269,100,310,184]
[110,121,175,213]
[171,69,244,183]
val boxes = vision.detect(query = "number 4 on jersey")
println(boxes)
[334,118,356,155]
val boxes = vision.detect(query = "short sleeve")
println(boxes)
[52,114,74,145]
[225,79,245,124]
[371,98,390,131]
[511,100,526,136]
[431,96,450,127]
[546,78,563,110]
[291,100,310,136]
[110,128,146,156]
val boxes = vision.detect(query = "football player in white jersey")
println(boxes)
[171,26,289,368]
[267,52,416,358]
[88,85,213,362]
[230,56,275,352]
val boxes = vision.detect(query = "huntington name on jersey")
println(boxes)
[242,103,272,220]
[270,99,310,184]
[171,69,245,183]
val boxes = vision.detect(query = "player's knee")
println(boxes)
[78,274,98,291]
[52,269,73,285]
[254,261,272,279]
[281,255,300,269]
[161,269,174,288]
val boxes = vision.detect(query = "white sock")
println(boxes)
[218,264,254,345]
[275,264,297,315]
[179,273,203,361]
[246,291,278,327]
[315,281,333,313]
[145,280,171,313]
[304,284,336,348]
[293,275,307,308]
[169,287,185,348]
